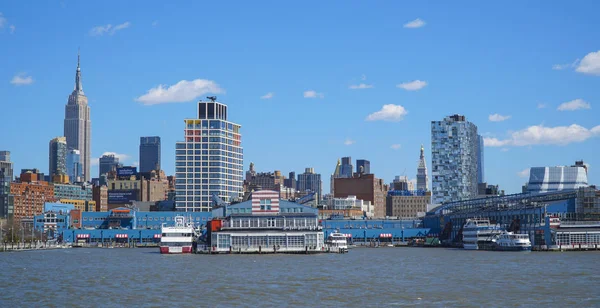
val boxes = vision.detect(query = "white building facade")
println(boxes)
[175,99,243,212]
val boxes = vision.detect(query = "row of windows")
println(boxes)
[184,120,237,131]
[177,141,242,151]
[176,147,242,156]
[176,161,238,168]
[176,154,243,163]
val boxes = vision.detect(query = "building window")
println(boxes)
[260,199,272,210]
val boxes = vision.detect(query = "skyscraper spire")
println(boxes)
[417,144,429,191]
[74,49,83,94]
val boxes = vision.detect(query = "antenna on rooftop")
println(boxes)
[207,96,217,102]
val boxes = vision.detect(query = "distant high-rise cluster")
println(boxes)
[431,114,482,204]
[63,51,91,181]
[175,98,244,212]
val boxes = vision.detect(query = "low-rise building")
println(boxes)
[93,185,108,212]
[10,170,55,219]
[59,199,96,212]
[53,183,93,201]
[334,173,387,218]
[386,190,431,219]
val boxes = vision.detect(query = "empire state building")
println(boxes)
[64,52,91,181]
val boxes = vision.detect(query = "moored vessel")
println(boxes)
[325,232,349,253]
[493,232,532,251]
[160,216,194,254]
[462,218,503,250]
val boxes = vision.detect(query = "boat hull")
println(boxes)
[493,245,532,251]
[160,246,193,254]
[463,243,479,250]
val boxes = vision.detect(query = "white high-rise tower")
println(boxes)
[64,50,91,181]
[175,97,244,212]
[417,145,428,191]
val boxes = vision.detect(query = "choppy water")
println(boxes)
[1,247,599,307]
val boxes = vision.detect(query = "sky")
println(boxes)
[0,1,599,194]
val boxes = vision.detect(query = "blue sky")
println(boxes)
[1,1,599,194]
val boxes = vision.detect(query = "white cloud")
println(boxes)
[484,124,600,147]
[132,161,139,167]
[349,83,373,90]
[344,138,355,146]
[396,80,427,91]
[260,92,274,99]
[553,59,579,71]
[9,24,15,34]
[390,144,401,150]
[366,104,408,122]
[404,18,425,29]
[488,113,511,122]
[537,103,547,109]
[303,90,324,99]
[576,50,600,75]
[517,168,530,178]
[89,21,131,36]
[135,79,224,105]
[557,99,591,111]
[0,13,6,29]
[10,73,34,86]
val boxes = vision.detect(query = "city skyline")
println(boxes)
[1,1,599,194]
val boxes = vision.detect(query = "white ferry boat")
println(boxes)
[493,232,532,251]
[325,232,349,253]
[462,218,503,250]
[160,216,194,254]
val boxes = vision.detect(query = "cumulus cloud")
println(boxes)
[260,92,274,99]
[557,99,591,111]
[484,124,600,147]
[366,104,408,122]
[390,144,401,150]
[344,138,355,146]
[303,90,324,99]
[552,59,580,71]
[349,83,373,90]
[0,12,6,29]
[517,169,530,178]
[135,79,224,105]
[10,73,34,86]
[404,18,426,28]
[89,21,131,36]
[396,80,427,91]
[488,113,511,122]
[576,50,600,75]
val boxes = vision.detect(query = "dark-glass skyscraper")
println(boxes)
[99,154,119,176]
[140,136,161,173]
[356,159,371,174]
[49,137,67,177]
[340,157,353,178]
[64,51,91,181]
[0,151,14,218]
[66,149,82,183]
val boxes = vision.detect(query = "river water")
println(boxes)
[1,247,598,307]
